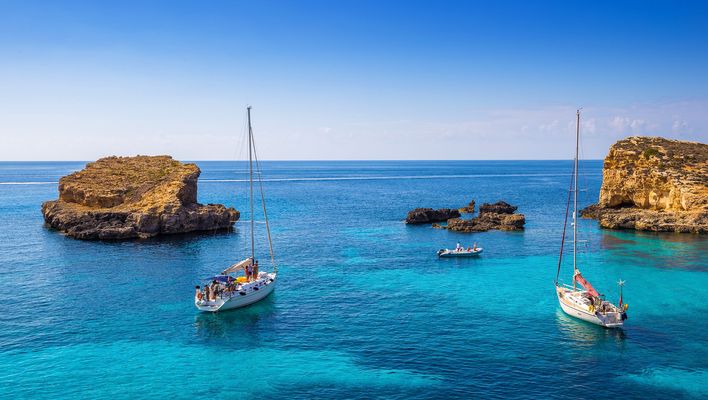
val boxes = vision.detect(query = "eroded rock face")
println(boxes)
[41,156,239,240]
[583,137,707,233]
[405,208,461,224]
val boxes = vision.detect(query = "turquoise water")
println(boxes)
[0,161,706,399]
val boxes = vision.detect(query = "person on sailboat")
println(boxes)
[210,280,218,300]
[253,260,259,280]
[245,263,253,282]
[204,285,211,302]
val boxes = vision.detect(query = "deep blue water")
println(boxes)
[0,161,706,399]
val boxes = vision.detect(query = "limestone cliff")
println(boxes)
[582,137,707,233]
[42,156,239,240]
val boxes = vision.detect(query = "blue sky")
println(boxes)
[0,0,706,160]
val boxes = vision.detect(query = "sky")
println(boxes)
[0,0,707,160]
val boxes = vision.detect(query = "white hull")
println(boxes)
[196,273,276,312]
[438,248,483,257]
[556,286,624,328]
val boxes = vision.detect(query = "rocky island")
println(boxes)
[445,201,525,232]
[42,156,239,240]
[581,136,707,233]
[409,200,525,232]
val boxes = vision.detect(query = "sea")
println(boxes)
[0,160,706,399]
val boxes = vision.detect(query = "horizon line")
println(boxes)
[0,158,605,163]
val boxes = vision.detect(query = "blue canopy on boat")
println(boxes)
[203,275,234,283]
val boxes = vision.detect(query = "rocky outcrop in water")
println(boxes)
[479,201,517,215]
[446,201,525,232]
[581,137,707,233]
[41,156,239,240]
[405,208,461,224]
[459,199,476,213]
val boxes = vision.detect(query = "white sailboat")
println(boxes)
[195,106,278,312]
[554,110,628,328]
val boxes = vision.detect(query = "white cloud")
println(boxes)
[1,96,706,160]
[671,119,688,134]
[539,119,560,133]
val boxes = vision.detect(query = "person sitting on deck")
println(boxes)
[195,285,203,302]
[456,242,462,251]
[472,243,478,251]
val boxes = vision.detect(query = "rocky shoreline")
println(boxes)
[42,156,239,240]
[581,136,707,234]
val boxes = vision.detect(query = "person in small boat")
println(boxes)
[456,242,462,251]
[472,243,478,252]
[195,285,203,302]
[204,285,211,302]
[253,260,259,280]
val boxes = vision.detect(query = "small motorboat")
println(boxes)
[437,247,483,257]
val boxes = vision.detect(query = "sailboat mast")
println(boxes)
[247,106,255,261]
[573,110,580,287]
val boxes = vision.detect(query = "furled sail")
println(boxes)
[574,272,600,297]
[221,258,252,275]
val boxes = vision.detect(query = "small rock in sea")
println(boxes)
[446,201,525,232]
[478,201,517,215]
[405,208,461,224]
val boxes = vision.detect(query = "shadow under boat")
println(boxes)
[193,293,277,337]
[555,309,627,345]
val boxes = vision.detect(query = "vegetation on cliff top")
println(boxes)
[58,155,200,212]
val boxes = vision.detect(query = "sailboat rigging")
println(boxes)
[554,110,628,328]
[194,106,278,312]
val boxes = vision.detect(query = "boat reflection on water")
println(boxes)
[555,309,627,347]
[193,294,277,339]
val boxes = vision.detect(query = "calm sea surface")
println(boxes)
[0,161,706,399]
